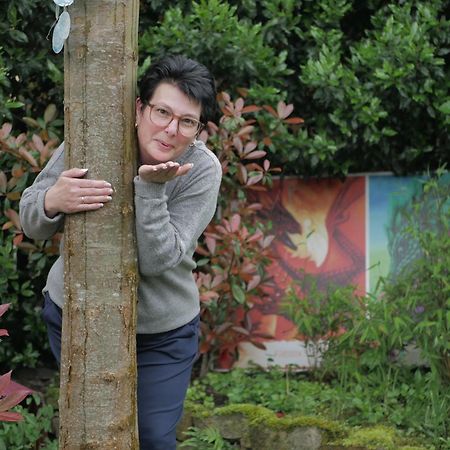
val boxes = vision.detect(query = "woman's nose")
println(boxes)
[164,118,179,135]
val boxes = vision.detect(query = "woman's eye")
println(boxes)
[156,107,171,117]
[181,118,196,127]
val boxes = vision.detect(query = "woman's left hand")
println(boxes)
[138,161,193,184]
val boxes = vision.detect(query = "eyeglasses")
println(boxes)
[145,103,203,137]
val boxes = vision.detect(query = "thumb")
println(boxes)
[62,168,89,178]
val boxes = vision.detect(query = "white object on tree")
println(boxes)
[52,10,71,54]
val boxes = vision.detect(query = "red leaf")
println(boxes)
[230,214,241,232]
[0,123,12,139]
[13,234,24,246]
[205,236,216,255]
[0,371,12,394]
[233,136,243,154]
[241,105,261,114]
[244,150,267,160]
[5,209,21,231]
[0,171,7,192]
[15,133,27,146]
[277,101,294,119]
[216,322,233,335]
[284,117,304,124]
[0,387,32,412]
[237,164,248,185]
[263,105,277,117]
[220,92,231,104]
[237,125,255,137]
[245,162,263,171]
[263,160,270,171]
[18,148,38,167]
[243,141,257,154]
[200,291,219,302]
[250,340,267,350]
[31,134,45,153]
[247,275,261,291]
[199,342,211,354]
[231,326,250,335]
[1,222,13,231]
[0,330,8,337]
[235,98,244,113]
[246,173,264,186]
[0,304,10,318]
[0,411,23,422]
[247,228,264,243]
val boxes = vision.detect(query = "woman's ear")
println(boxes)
[135,97,144,124]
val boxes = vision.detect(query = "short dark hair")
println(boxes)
[139,55,217,125]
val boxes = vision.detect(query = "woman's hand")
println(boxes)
[138,161,193,184]
[44,168,114,218]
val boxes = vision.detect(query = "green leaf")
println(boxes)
[5,101,24,109]
[437,100,450,115]
[231,283,246,304]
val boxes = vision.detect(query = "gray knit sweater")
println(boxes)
[19,141,222,333]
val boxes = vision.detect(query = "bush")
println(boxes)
[1,0,448,176]
[195,92,301,373]
[0,394,56,450]
[139,0,450,176]
[0,117,61,370]
[139,0,291,96]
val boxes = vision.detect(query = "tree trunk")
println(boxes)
[59,1,140,448]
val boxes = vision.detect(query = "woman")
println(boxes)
[19,55,222,449]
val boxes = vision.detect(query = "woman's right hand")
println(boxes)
[44,168,114,218]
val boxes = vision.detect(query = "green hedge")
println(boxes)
[1,0,449,176]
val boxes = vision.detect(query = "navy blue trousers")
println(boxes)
[41,292,199,450]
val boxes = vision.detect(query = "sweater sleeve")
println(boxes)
[19,143,65,240]
[134,150,221,277]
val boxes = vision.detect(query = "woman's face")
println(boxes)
[135,82,202,165]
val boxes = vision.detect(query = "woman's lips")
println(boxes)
[155,139,173,150]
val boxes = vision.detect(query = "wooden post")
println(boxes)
[59,1,140,448]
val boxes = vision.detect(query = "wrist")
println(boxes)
[44,188,59,218]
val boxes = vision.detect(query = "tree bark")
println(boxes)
[59,1,140,448]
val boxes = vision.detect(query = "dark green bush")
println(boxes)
[1,0,449,176]
[0,1,63,125]
[0,119,61,369]
[139,0,291,96]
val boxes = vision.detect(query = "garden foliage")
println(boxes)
[1,0,448,176]
[280,173,450,445]
[0,0,449,445]
[0,113,61,369]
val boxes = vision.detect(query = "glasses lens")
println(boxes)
[178,119,200,137]
[149,104,201,137]
[150,106,171,127]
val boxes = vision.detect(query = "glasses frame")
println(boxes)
[144,102,204,137]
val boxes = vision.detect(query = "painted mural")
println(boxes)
[235,172,449,368]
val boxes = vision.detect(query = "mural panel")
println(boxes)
[236,172,449,368]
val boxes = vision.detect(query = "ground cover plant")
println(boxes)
[186,366,445,449]
[185,173,450,449]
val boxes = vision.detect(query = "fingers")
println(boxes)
[138,162,193,183]
[44,169,114,217]
[79,194,113,205]
[176,163,194,177]
[61,167,89,178]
